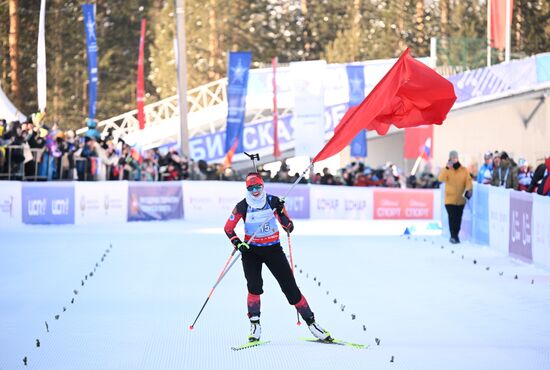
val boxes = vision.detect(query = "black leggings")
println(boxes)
[241,244,302,305]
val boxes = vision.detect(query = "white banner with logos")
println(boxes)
[488,186,511,253]
[310,185,373,219]
[0,181,22,227]
[290,60,326,157]
[183,181,243,222]
[532,194,550,269]
[74,181,128,225]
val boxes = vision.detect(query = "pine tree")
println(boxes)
[514,0,550,57]
[148,0,177,100]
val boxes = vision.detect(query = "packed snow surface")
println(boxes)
[1,220,550,369]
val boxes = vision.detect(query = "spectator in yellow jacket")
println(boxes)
[438,150,473,244]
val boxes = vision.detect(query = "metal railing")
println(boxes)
[76,78,229,142]
[0,145,48,181]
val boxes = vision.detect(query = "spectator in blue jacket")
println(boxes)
[476,151,493,184]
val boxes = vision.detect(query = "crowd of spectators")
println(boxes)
[474,150,550,196]
[1,117,548,196]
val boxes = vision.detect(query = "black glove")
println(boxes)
[231,238,250,253]
[283,220,294,234]
[464,190,472,200]
[273,197,286,215]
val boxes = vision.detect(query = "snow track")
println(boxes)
[1,220,549,369]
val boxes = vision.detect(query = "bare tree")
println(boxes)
[8,0,20,107]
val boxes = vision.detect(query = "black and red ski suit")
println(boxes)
[224,194,314,321]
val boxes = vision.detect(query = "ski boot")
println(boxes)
[305,316,332,341]
[248,316,261,342]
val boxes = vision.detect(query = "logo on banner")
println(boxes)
[373,190,433,220]
[1,196,15,218]
[509,193,533,262]
[22,184,75,224]
[264,184,310,219]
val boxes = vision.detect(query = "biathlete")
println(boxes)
[224,172,331,342]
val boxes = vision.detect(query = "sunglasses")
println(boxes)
[247,185,262,192]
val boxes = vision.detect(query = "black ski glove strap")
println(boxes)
[276,200,286,215]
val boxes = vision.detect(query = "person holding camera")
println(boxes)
[438,150,473,244]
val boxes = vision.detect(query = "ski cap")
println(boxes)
[246,172,264,188]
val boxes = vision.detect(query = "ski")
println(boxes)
[231,340,271,351]
[300,337,368,349]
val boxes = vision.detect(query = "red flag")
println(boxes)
[137,18,146,130]
[313,48,455,163]
[223,139,238,170]
[490,0,513,50]
[272,57,281,158]
[404,125,433,159]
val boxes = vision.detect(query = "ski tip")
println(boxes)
[189,325,194,331]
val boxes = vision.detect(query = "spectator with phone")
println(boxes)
[438,150,473,244]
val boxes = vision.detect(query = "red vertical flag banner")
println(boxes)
[137,18,147,130]
[312,48,456,163]
[272,57,280,158]
[404,125,433,159]
[490,0,513,49]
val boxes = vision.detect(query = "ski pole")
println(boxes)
[190,162,313,330]
[287,231,301,326]
[189,217,269,330]
[189,248,238,330]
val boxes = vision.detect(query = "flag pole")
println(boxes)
[487,0,492,67]
[411,155,422,176]
[272,57,280,159]
[504,0,511,63]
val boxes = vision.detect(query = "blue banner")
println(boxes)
[472,183,490,245]
[22,183,75,225]
[82,4,98,120]
[189,103,348,162]
[346,65,367,157]
[225,51,252,154]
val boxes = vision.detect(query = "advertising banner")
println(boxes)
[310,185,373,220]
[488,187,510,253]
[508,191,533,262]
[440,184,449,237]
[291,60,326,157]
[472,183,490,245]
[183,181,243,221]
[225,51,252,154]
[460,198,473,241]
[346,65,367,158]
[532,194,550,269]
[82,4,98,119]
[373,189,433,220]
[75,182,128,225]
[22,183,75,224]
[189,103,348,163]
[0,181,22,227]
[128,183,183,221]
[265,183,310,219]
